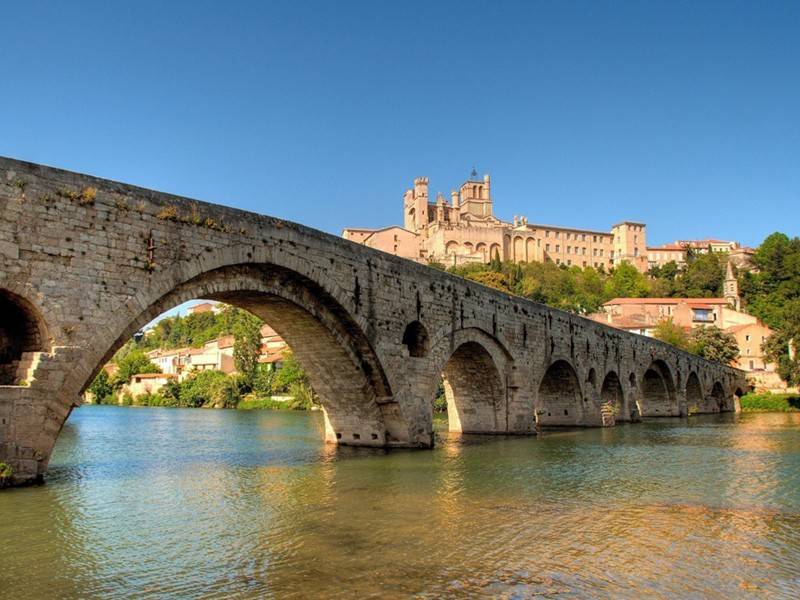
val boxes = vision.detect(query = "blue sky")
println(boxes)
[1,1,798,248]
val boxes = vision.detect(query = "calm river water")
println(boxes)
[2,406,800,598]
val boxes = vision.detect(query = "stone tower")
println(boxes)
[724,261,740,310]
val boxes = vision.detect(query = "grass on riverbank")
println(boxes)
[739,392,800,412]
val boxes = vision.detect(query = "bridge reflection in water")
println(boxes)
[0,408,797,598]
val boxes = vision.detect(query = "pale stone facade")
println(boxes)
[343,174,650,272]
[0,158,745,486]
[647,239,753,270]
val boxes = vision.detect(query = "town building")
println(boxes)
[186,301,221,315]
[120,373,178,398]
[343,173,650,272]
[647,239,753,270]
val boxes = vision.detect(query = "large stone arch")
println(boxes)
[0,288,50,385]
[536,359,585,426]
[425,327,513,436]
[685,371,704,414]
[31,260,402,482]
[639,360,679,416]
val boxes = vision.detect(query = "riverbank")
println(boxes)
[739,392,800,412]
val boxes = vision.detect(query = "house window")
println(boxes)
[693,309,713,323]
[567,246,571,254]
[745,335,751,342]
[546,243,550,252]
[556,245,560,252]
[593,235,598,243]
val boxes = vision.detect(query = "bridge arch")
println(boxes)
[640,360,678,416]
[685,371,704,414]
[0,288,50,385]
[427,327,512,435]
[600,370,625,421]
[537,359,584,426]
[710,381,727,413]
[65,262,397,451]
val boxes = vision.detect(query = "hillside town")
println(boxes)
[343,172,755,271]
[343,172,792,393]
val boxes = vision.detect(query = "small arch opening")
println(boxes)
[686,372,703,415]
[0,290,49,385]
[537,360,584,426]
[402,321,429,358]
[640,360,678,417]
[600,371,624,424]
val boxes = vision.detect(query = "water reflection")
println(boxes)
[1,408,800,598]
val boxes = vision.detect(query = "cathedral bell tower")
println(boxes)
[724,261,741,311]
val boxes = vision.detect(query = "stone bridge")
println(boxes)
[0,157,747,486]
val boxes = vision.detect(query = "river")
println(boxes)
[1,406,799,598]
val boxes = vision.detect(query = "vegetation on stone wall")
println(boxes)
[0,462,12,487]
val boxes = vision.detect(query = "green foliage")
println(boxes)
[426,259,447,271]
[739,392,800,412]
[687,326,739,364]
[763,331,800,387]
[233,312,263,384]
[272,351,309,393]
[739,233,800,385]
[138,305,261,352]
[652,318,690,351]
[88,370,113,403]
[179,370,241,408]
[433,379,447,413]
[603,262,650,299]
[114,349,160,384]
[449,260,611,314]
[0,461,12,487]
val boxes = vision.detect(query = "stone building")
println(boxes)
[647,239,753,270]
[343,173,650,272]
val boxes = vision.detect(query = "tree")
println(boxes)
[233,313,262,384]
[652,318,690,351]
[688,326,739,364]
[604,262,650,299]
[88,369,113,403]
[114,348,160,384]
[675,251,726,297]
[179,370,240,408]
[764,332,800,387]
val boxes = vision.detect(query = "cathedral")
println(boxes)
[343,172,650,272]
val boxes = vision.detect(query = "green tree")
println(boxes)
[764,332,800,387]
[114,348,160,384]
[676,251,726,297]
[688,326,739,364]
[233,312,262,384]
[88,369,113,403]
[179,370,241,408]
[604,262,650,298]
[652,318,690,351]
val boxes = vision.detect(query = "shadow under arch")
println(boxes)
[0,288,51,385]
[426,327,513,435]
[640,359,679,417]
[600,370,625,422]
[537,359,586,426]
[710,381,728,412]
[77,263,396,447]
[685,371,704,414]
